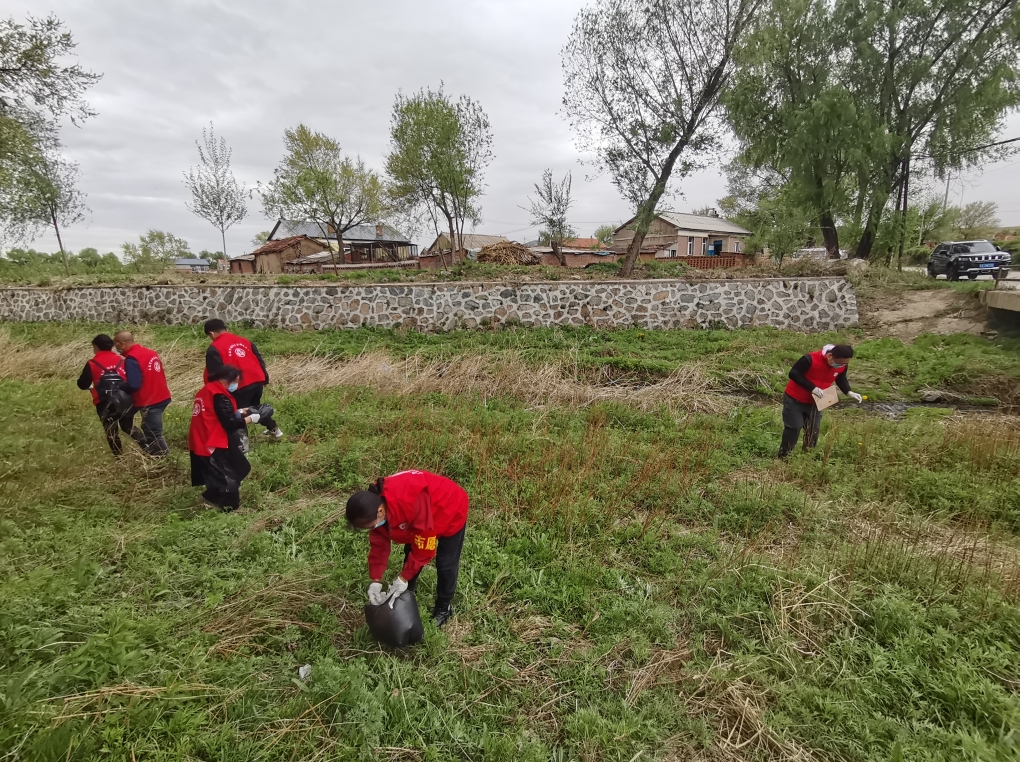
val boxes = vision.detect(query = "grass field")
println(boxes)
[2,322,1020,761]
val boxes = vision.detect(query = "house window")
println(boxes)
[687,236,694,256]
[702,239,708,255]
[735,241,741,253]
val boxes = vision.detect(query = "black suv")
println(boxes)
[927,240,1011,281]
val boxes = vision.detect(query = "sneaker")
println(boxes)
[262,427,284,441]
[431,603,454,628]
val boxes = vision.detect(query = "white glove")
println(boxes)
[247,412,261,424]
[367,582,385,606]
[811,387,825,399]
[848,392,863,403]
[385,576,408,608]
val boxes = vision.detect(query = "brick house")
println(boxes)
[250,235,330,274]
[613,212,751,260]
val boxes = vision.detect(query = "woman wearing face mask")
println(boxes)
[346,470,469,628]
[189,365,258,511]
[779,343,862,457]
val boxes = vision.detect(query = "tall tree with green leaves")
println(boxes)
[261,125,386,267]
[562,0,764,277]
[183,123,247,258]
[525,170,575,266]
[593,224,616,249]
[386,86,492,268]
[0,14,99,244]
[725,0,876,259]
[4,150,87,275]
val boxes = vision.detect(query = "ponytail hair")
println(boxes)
[346,477,385,527]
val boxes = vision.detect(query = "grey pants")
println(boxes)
[779,394,822,456]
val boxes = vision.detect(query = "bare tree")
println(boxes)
[524,170,576,266]
[563,0,763,277]
[184,123,247,257]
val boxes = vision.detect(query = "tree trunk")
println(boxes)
[896,156,910,272]
[444,215,456,270]
[619,135,693,278]
[553,239,566,267]
[854,190,890,261]
[221,227,227,259]
[51,208,69,276]
[337,232,345,267]
[819,212,840,260]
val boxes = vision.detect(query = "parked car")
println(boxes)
[927,240,1011,281]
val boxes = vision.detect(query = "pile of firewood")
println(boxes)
[476,241,542,266]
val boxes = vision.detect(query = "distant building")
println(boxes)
[251,235,329,274]
[174,258,211,273]
[228,254,255,274]
[268,220,417,264]
[613,212,751,259]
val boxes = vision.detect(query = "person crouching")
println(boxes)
[346,470,469,628]
[189,365,258,511]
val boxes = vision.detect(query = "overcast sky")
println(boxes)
[10,0,1020,256]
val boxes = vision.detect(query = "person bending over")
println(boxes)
[346,470,469,628]
[779,343,862,457]
[189,365,259,511]
[202,319,283,441]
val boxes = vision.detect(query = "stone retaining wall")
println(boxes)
[0,278,858,332]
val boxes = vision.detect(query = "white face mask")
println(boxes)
[227,382,239,392]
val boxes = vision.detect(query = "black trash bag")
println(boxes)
[364,590,425,648]
[98,388,133,423]
[256,403,274,421]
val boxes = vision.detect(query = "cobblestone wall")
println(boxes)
[0,278,858,331]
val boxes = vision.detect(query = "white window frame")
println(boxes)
[702,239,708,255]
[687,236,694,256]
[735,241,741,253]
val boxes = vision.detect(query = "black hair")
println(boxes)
[92,334,115,351]
[209,364,242,383]
[346,478,386,527]
[204,318,227,335]
[830,344,854,359]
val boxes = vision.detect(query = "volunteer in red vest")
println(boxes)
[189,365,259,511]
[346,470,469,628]
[113,331,172,456]
[202,319,283,441]
[76,334,132,455]
[780,343,862,457]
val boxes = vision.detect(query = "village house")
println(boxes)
[268,220,417,265]
[228,254,255,274]
[613,211,752,265]
[419,233,509,268]
[250,235,330,274]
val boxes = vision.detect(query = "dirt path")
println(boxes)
[862,289,986,340]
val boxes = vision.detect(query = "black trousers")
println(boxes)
[779,393,822,457]
[403,523,466,609]
[97,407,133,456]
[232,383,278,432]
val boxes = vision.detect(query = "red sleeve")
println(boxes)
[367,524,392,580]
[399,488,437,581]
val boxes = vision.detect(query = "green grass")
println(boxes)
[2,324,1020,760]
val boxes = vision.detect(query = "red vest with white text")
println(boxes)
[188,381,236,455]
[784,350,846,404]
[123,343,171,407]
[206,332,266,388]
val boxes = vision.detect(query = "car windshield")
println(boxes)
[955,242,996,253]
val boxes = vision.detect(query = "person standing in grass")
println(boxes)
[779,343,862,457]
[113,330,172,457]
[346,470,469,628]
[189,365,258,511]
[77,334,134,456]
[202,319,283,441]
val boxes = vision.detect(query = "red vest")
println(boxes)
[87,350,126,406]
[206,332,266,388]
[188,381,236,456]
[123,344,172,407]
[785,350,846,403]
